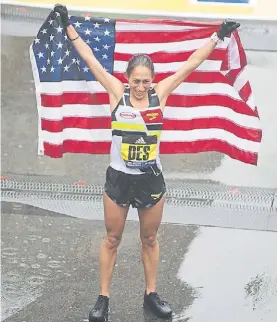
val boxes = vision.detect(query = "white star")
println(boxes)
[50,51,55,57]
[55,12,60,17]
[102,54,108,60]
[37,52,44,58]
[57,42,63,49]
[85,39,91,45]
[56,25,63,33]
[64,65,70,72]
[93,22,100,28]
[104,18,110,23]
[76,59,80,65]
[83,66,89,72]
[45,42,49,49]
[84,28,92,35]
[94,36,100,42]
[65,49,70,56]
[64,34,68,40]
[41,28,47,34]
[74,21,82,28]
[57,57,63,65]
[34,38,40,44]
[47,58,51,65]
[103,44,110,50]
[104,29,110,36]
[49,34,55,41]
[93,47,100,52]
[40,66,47,73]
[72,58,76,63]
[84,16,91,21]
[48,18,54,25]
[50,66,55,72]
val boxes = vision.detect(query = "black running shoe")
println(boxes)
[89,295,109,322]
[143,291,172,318]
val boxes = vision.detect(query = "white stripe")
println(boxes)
[39,81,243,101]
[114,60,222,72]
[40,104,110,120]
[40,104,260,131]
[164,106,261,130]
[41,128,259,152]
[115,37,229,54]
[233,67,248,92]
[228,34,241,70]
[116,22,204,32]
[246,93,256,111]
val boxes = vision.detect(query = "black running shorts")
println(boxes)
[104,166,166,208]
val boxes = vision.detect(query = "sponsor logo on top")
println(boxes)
[120,112,136,119]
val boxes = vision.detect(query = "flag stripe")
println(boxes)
[117,19,220,28]
[116,22,207,32]
[40,128,260,152]
[114,59,222,73]
[43,140,257,165]
[40,92,257,116]
[39,81,243,101]
[114,71,230,84]
[114,49,227,63]
[116,28,216,44]
[41,117,261,142]
[114,37,229,54]
[40,105,261,130]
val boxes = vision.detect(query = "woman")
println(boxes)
[54,4,239,321]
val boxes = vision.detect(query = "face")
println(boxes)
[127,66,153,101]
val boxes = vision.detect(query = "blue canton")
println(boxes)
[31,10,116,82]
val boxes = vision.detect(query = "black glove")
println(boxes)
[217,20,240,40]
[54,4,70,28]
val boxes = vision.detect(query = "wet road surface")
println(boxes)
[1,4,277,322]
[2,203,277,322]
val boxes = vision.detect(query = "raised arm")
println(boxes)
[154,20,240,107]
[54,5,124,107]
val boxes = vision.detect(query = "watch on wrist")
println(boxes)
[210,32,222,44]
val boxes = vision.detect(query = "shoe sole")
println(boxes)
[89,312,109,322]
[143,302,173,319]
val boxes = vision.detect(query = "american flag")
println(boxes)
[30,10,262,165]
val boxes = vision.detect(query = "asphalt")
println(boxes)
[1,4,277,322]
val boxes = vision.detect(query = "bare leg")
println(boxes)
[138,196,165,295]
[99,193,129,297]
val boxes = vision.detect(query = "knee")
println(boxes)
[104,234,121,251]
[141,234,158,248]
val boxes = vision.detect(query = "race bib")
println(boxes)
[121,135,158,169]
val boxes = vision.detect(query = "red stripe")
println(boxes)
[41,117,111,132]
[117,18,221,28]
[114,49,226,63]
[239,81,251,102]
[43,140,257,165]
[116,28,216,44]
[163,118,262,141]
[225,68,243,85]
[165,94,257,115]
[41,117,261,142]
[44,141,111,158]
[114,71,230,84]
[159,141,258,165]
[41,92,257,116]
[41,92,108,107]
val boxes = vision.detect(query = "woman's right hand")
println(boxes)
[54,4,71,28]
